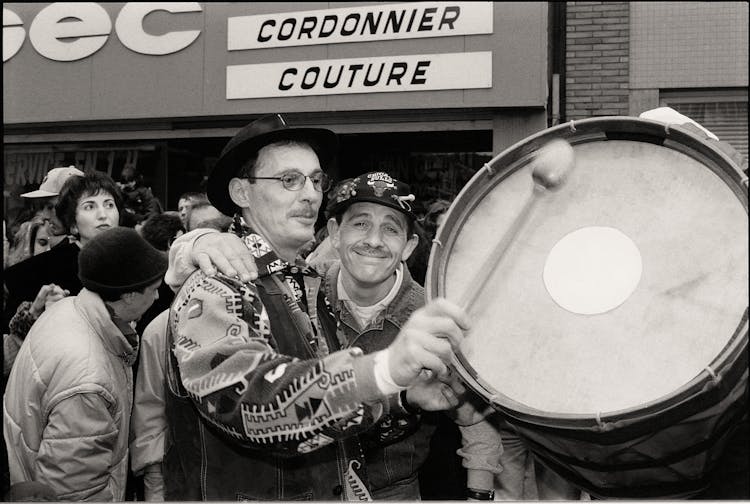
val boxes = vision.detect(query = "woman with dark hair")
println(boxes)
[3,171,123,333]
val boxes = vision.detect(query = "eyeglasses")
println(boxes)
[246,171,332,192]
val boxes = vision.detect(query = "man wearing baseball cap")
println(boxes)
[321,171,470,499]
[4,228,167,500]
[154,114,469,500]
[20,165,84,249]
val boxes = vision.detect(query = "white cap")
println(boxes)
[21,165,84,198]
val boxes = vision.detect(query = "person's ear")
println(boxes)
[229,177,252,208]
[401,233,419,262]
[327,218,340,248]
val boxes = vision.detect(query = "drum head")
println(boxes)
[428,117,748,417]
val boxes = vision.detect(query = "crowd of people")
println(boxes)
[2,112,747,501]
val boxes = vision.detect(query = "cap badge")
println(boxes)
[332,179,358,204]
[366,172,396,197]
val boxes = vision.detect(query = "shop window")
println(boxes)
[165,138,226,210]
[3,143,164,229]
[338,130,493,211]
[660,89,748,161]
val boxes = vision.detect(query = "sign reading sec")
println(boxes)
[2,2,202,62]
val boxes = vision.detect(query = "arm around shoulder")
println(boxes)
[171,274,391,456]
[165,228,221,290]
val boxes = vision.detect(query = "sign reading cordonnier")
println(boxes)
[228,2,492,49]
[226,2,493,99]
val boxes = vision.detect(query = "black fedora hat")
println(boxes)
[207,114,338,216]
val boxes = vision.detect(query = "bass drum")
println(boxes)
[426,117,748,499]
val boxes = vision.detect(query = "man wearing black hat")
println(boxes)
[3,228,167,501]
[160,115,469,500]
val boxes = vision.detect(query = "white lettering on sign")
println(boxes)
[29,3,112,62]
[226,52,491,99]
[3,2,202,62]
[2,8,25,62]
[115,3,201,55]
[228,2,492,50]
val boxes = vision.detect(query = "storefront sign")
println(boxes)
[4,148,145,187]
[4,3,547,122]
[3,2,201,62]
[227,51,491,99]
[228,2,492,50]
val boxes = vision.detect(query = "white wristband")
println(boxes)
[373,349,407,395]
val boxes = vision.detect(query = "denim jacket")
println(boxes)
[324,262,437,499]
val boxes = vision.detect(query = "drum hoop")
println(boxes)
[428,116,749,427]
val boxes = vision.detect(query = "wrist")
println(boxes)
[400,389,421,415]
[29,303,43,318]
[466,488,494,500]
[192,228,220,253]
[373,349,407,395]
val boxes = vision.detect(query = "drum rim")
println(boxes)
[427,116,749,426]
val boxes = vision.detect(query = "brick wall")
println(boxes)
[630,2,748,89]
[565,2,630,120]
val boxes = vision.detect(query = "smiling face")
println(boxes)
[330,202,418,293]
[234,142,324,260]
[74,190,119,245]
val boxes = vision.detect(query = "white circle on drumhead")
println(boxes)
[543,226,642,315]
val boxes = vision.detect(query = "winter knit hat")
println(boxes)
[78,227,168,296]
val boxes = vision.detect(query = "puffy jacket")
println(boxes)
[3,288,138,501]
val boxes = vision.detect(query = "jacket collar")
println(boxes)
[231,216,317,278]
[74,288,139,366]
[325,261,423,331]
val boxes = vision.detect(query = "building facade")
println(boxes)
[4,2,748,226]
[3,2,550,224]
[564,1,747,157]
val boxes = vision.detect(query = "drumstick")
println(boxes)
[459,139,575,312]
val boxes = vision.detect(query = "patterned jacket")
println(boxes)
[164,225,400,500]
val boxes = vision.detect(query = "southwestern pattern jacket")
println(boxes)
[168,229,393,456]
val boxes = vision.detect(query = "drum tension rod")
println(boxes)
[483,162,495,175]
[704,366,720,385]
[431,238,443,248]
[594,411,615,431]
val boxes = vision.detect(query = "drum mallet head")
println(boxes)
[532,138,575,190]
[460,139,575,311]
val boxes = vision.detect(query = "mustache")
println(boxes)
[352,245,390,258]
[289,206,317,219]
